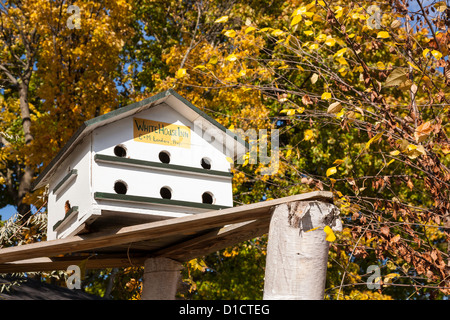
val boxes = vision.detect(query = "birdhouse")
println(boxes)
[32,89,246,240]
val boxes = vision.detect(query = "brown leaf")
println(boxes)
[407,179,414,191]
[414,121,434,143]
[431,249,438,262]
[302,94,313,105]
[380,226,390,237]
[391,234,401,243]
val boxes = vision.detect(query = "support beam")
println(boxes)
[141,257,183,300]
[263,201,342,300]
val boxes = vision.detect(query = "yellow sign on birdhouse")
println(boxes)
[133,117,191,148]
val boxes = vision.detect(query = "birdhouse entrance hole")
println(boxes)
[202,192,214,204]
[201,157,211,170]
[159,151,171,164]
[114,144,127,158]
[114,180,128,195]
[160,186,172,199]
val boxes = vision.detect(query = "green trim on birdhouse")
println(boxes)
[53,206,79,231]
[53,169,78,194]
[32,89,247,191]
[94,154,233,178]
[94,192,231,211]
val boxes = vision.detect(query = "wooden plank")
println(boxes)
[0,254,147,273]
[0,191,332,265]
[153,218,271,262]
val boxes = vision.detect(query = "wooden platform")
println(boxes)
[0,191,333,273]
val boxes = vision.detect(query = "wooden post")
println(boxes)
[263,201,341,300]
[141,257,183,300]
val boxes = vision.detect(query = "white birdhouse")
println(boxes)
[32,90,246,240]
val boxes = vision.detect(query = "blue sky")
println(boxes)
[1,205,19,221]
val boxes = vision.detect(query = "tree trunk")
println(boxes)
[263,201,342,300]
[16,81,34,219]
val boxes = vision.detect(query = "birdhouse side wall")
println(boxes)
[47,136,93,240]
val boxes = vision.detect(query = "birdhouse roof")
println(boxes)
[32,89,247,191]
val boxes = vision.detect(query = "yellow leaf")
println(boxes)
[224,29,237,38]
[215,15,229,23]
[292,6,307,17]
[407,61,421,71]
[377,31,390,39]
[304,129,314,141]
[193,65,207,71]
[431,50,443,60]
[226,157,233,163]
[405,144,426,159]
[321,92,332,100]
[291,14,302,26]
[281,109,295,115]
[377,61,386,70]
[422,48,430,58]
[305,226,320,233]
[384,273,400,283]
[259,27,272,33]
[225,53,238,62]
[390,150,400,156]
[386,159,395,166]
[286,149,292,158]
[325,37,336,47]
[271,29,284,36]
[304,30,313,36]
[441,144,450,154]
[324,225,336,242]
[305,20,313,26]
[335,109,345,118]
[326,166,337,177]
[335,6,343,18]
[208,56,218,65]
[310,43,319,50]
[333,159,345,165]
[365,132,383,149]
[333,47,347,58]
[435,1,447,12]
[315,33,327,42]
[175,68,187,79]
[245,26,256,34]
